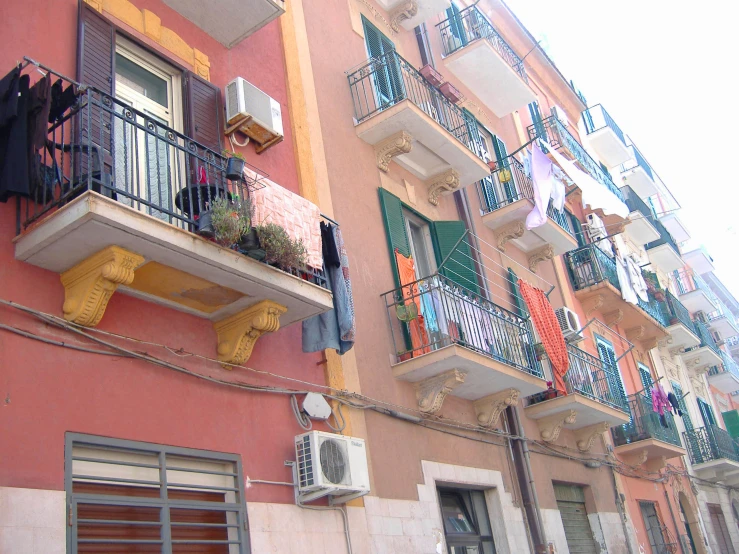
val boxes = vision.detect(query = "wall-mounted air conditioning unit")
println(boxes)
[555,307,584,343]
[552,105,569,127]
[225,77,284,153]
[712,330,724,345]
[295,431,370,504]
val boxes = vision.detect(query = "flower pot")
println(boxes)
[487,160,497,171]
[196,210,214,238]
[439,82,463,103]
[226,157,246,181]
[238,229,261,251]
[419,64,444,87]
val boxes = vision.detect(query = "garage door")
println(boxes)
[554,484,598,554]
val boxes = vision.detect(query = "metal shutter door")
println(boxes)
[554,485,598,554]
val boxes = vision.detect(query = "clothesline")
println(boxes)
[20,57,81,89]
[440,265,524,315]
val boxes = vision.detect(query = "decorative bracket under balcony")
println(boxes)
[61,245,145,327]
[389,0,418,32]
[473,388,520,428]
[604,309,624,327]
[622,449,649,467]
[427,169,460,206]
[214,300,287,368]
[537,409,577,442]
[415,369,466,415]
[582,294,606,318]
[574,422,610,452]
[528,244,554,273]
[375,130,413,172]
[496,220,525,252]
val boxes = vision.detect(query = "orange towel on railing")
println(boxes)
[395,250,430,357]
[518,279,569,394]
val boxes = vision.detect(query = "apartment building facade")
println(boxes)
[2,0,739,553]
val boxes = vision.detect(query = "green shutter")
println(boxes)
[507,268,527,318]
[362,16,401,105]
[379,189,410,287]
[597,337,627,413]
[570,214,587,248]
[432,221,479,294]
[529,101,546,141]
[671,381,693,431]
[722,410,739,439]
[446,3,467,45]
[638,364,653,398]
[698,398,716,427]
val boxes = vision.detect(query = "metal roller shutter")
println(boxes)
[554,484,598,554]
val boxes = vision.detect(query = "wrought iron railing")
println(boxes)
[644,215,680,256]
[476,158,574,236]
[582,104,627,146]
[382,274,543,377]
[637,293,671,328]
[693,321,720,354]
[528,344,628,412]
[663,291,697,334]
[684,425,739,465]
[621,144,654,181]
[620,185,655,220]
[347,50,482,158]
[673,269,717,304]
[708,298,739,332]
[708,350,739,383]
[436,5,528,82]
[612,393,682,448]
[526,115,624,201]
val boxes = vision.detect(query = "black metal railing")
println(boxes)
[708,298,739,332]
[582,104,626,146]
[476,157,574,236]
[620,185,656,221]
[644,217,680,256]
[621,144,654,181]
[684,425,739,465]
[382,274,543,377]
[663,291,697,334]
[436,5,528,82]
[708,350,739,384]
[612,393,682,448]
[693,321,720,354]
[527,344,628,412]
[673,269,717,305]
[347,50,483,158]
[527,115,624,201]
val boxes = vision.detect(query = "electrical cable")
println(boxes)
[290,394,313,431]
[325,401,347,433]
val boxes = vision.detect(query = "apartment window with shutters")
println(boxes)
[66,433,248,554]
[437,488,496,554]
[698,398,717,427]
[638,501,668,553]
[638,363,654,398]
[671,381,693,430]
[595,336,627,410]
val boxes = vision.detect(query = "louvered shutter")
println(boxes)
[379,189,410,288]
[698,398,716,427]
[721,410,739,439]
[183,72,223,154]
[462,108,483,156]
[432,221,479,294]
[570,214,587,248]
[78,5,114,95]
[529,101,546,141]
[638,364,654,398]
[362,17,400,106]
[597,339,627,414]
[507,268,527,318]
[446,3,468,45]
[492,135,517,202]
[671,381,694,431]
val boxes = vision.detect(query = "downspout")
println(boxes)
[605,448,636,554]
[663,485,683,553]
[507,405,548,553]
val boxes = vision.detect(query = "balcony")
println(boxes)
[437,5,536,117]
[620,186,660,246]
[162,0,285,48]
[643,220,682,274]
[662,291,700,351]
[382,275,546,418]
[14,80,332,366]
[708,351,739,394]
[348,51,490,192]
[683,247,715,275]
[708,299,739,339]
[674,269,719,314]
[612,393,685,470]
[681,321,723,374]
[684,425,739,483]
[582,105,631,167]
[476,158,577,258]
[375,0,451,31]
[565,244,669,348]
[525,344,630,450]
[620,145,657,197]
[659,212,690,244]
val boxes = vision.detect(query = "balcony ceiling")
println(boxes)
[614,438,686,462]
[621,167,657,198]
[708,371,739,394]
[443,40,536,117]
[680,346,722,373]
[162,0,285,48]
[586,128,631,168]
[355,99,490,186]
[691,458,739,483]
[683,248,715,275]
[375,0,451,30]
[524,393,630,429]
[678,289,718,315]
[665,323,700,351]
[14,193,333,326]
[624,210,660,246]
[660,213,690,244]
[709,316,739,339]
[392,344,547,400]
[646,243,684,273]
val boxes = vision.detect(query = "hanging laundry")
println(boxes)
[667,392,682,416]
[518,280,569,394]
[0,72,30,202]
[626,256,649,302]
[395,250,430,357]
[615,254,638,305]
[585,213,613,256]
[651,383,670,416]
[525,142,554,230]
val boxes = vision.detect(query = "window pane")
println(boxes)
[116,53,169,108]
[482,540,496,554]
[471,491,492,535]
[77,502,162,553]
[450,547,480,554]
[441,493,476,534]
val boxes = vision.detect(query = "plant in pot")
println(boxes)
[223,150,247,181]
[533,343,547,361]
[256,222,308,273]
[210,197,249,248]
[232,197,265,260]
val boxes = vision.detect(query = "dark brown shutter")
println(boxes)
[77,4,114,95]
[183,71,223,153]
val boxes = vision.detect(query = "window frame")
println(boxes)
[437,487,496,553]
[65,432,250,554]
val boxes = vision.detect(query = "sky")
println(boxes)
[504,0,739,298]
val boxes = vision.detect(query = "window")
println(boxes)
[595,336,627,409]
[638,364,654,398]
[708,504,732,554]
[66,433,248,553]
[438,488,496,553]
[362,16,401,106]
[698,398,716,427]
[639,501,667,552]
[405,209,437,280]
[671,381,693,430]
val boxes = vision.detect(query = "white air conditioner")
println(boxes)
[555,307,584,342]
[295,431,370,504]
[552,105,569,127]
[225,77,284,152]
[712,330,724,345]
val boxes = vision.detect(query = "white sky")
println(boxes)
[505,0,739,297]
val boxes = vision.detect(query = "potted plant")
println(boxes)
[223,150,247,181]
[533,343,547,361]
[256,222,308,272]
[210,197,249,247]
[196,210,215,238]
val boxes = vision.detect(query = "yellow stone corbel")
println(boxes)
[214,300,287,368]
[60,246,145,327]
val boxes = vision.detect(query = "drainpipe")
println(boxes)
[507,405,548,553]
[606,454,636,554]
[663,485,684,554]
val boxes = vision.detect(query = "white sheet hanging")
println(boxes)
[616,254,638,305]
[525,143,554,230]
[627,256,649,302]
[586,213,614,257]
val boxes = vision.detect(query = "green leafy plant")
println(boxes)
[222,149,246,161]
[210,197,249,247]
[256,223,308,272]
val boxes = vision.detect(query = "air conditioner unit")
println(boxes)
[295,431,370,504]
[555,307,584,343]
[712,330,724,345]
[225,77,284,153]
[552,105,569,127]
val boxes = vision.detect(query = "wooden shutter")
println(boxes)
[529,101,546,141]
[183,72,223,154]
[77,4,114,95]
[432,221,479,294]
[698,398,716,427]
[379,189,410,288]
[638,364,654,398]
[722,410,739,439]
[462,108,483,155]
[507,268,527,318]
[709,505,732,554]
[671,381,694,431]
[597,338,627,411]
[361,16,400,106]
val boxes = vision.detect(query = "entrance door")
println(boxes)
[639,501,667,553]
[708,504,732,554]
[554,484,598,554]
